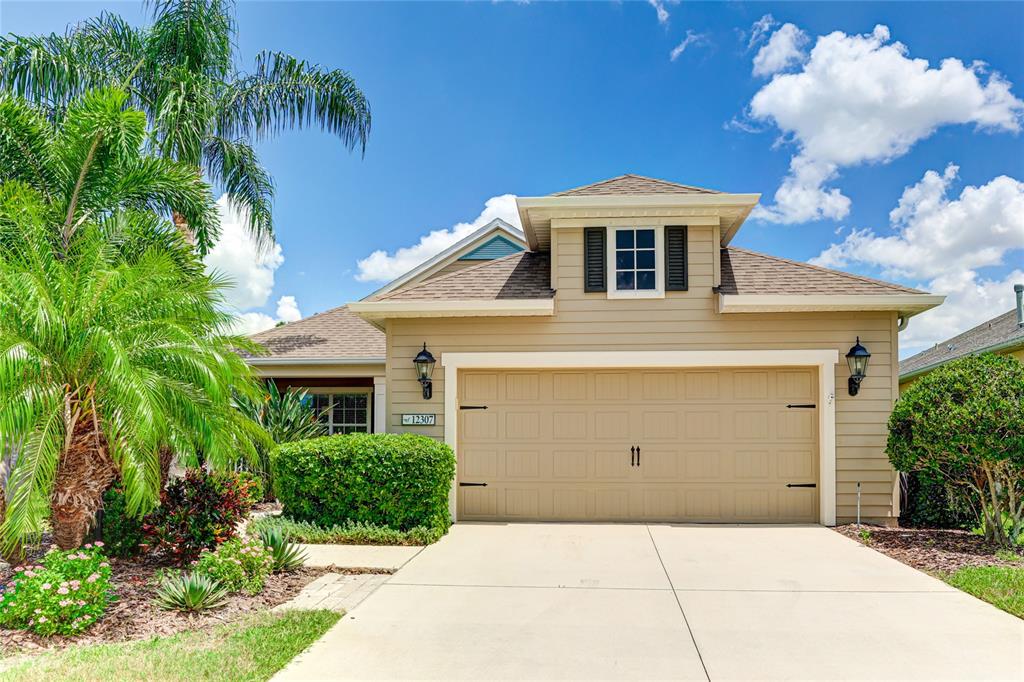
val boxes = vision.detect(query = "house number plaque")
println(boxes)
[401,413,436,426]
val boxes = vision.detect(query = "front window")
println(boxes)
[311,391,371,434]
[609,227,664,298]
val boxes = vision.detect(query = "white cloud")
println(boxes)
[747,14,776,51]
[743,24,1023,224]
[648,0,670,26]
[670,30,710,62]
[203,195,303,335]
[355,194,522,283]
[810,166,1024,355]
[752,22,808,77]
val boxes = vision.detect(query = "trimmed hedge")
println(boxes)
[273,433,456,533]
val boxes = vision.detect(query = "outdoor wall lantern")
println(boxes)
[413,343,436,400]
[846,337,871,396]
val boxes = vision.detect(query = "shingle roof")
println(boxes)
[551,174,722,197]
[719,247,925,296]
[248,305,385,360]
[899,309,1024,377]
[378,252,554,301]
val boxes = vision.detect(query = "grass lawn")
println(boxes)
[0,609,340,682]
[945,565,1024,619]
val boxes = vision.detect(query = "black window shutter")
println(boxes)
[583,227,607,292]
[665,225,688,291]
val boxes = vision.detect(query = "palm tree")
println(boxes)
[0,89,268,552]
[0,0,371,253]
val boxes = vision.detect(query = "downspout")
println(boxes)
[897,315,909,332]
[1015,283,1023,328]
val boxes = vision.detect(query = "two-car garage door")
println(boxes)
[456,368,819,523]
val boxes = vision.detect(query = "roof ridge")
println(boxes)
[551,173,721,196]
[377,250,531,300]
[724,246,925,294]
[901,308,1019,362]
[249,302,355,339]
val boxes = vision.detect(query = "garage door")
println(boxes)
[456,368,819,523]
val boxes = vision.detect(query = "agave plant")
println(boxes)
[258,525,308,572]
[155,572,230,612]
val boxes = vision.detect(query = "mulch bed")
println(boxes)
[834,524,1022,574]
[0,550,339,656]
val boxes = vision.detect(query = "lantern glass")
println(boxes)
[413,344,435,381]
[845,337,871,377]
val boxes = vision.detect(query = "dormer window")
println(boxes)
[608,227,664,298]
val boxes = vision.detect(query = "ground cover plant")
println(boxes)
[0,545,113,636]
[193,537,274,595]
[273,433,455,535]
[0,609,341,681]
[250,516,441,546]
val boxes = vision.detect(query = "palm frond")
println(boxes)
[202,135,274,247]
[219,51,371,153]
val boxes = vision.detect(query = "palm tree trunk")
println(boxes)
[172,211,196,246]
[50,414,117,549]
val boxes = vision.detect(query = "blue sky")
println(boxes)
[3,1,1023,356]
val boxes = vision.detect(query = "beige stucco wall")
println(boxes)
[385,224,900,525]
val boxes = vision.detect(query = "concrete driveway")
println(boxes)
[277,524,1024,681]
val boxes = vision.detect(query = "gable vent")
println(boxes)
[665,225,688,291]
[584,227,607,293]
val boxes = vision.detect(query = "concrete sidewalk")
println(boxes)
[276,524,1024,681]
[298,543,423,571]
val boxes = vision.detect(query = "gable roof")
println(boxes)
[551,174,722,197]
[899,308,1024,379]
[460,234,524,260]
[375,251,554,301]
[248,305,385,363]
[362,218,526,300]
[719,247,925,296]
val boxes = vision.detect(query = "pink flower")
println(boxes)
[94,541,104,548]
[77,600,86,606]
[33,608,41,614]
[86,573,100,583]
[59,600,71,607]
[84,543,93,549]
[40,583,51,590]
[14,567,24,573]
[37,616,46,623]
[70,580,80,587]
[24,571,35,578]
[57,587,69,595]
[99,562,109,568]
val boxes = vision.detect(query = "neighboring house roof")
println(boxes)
[376,251,554,301]
[551,174,722,196]
[899,309,1024,379]
[248,305,385,363]
[363,218,526,300]
[719,247,925,296]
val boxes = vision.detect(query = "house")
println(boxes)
[249,174,944,527]
[899,284,1024,391]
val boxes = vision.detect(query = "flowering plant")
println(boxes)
[0,544,114,636]
[193,537,272,594]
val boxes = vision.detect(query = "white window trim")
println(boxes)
[441,349,840,526]
[606,226,664,299]
[306,388,373,435]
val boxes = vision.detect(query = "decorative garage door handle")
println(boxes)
[459,482,488,487]
[631,446,636,466]
[459,405,488,410]
[785,483,817,488]
[636,446,640,466]
[786,404,816,409]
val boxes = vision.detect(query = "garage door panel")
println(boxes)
[457,368,819,523]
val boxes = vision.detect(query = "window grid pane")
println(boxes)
[615,228,657,291]
[311,392,370,435]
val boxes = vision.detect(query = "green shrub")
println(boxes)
[194,537,274,594]
[888,354,1024,548]
[900,470,976,529]
[145,469,256,565]
[250,515,443,546]
[256,526,308,572]
[273,433,455,533]
[101,486,147,558]
[155,572,229,612]
[0,545,113,636]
